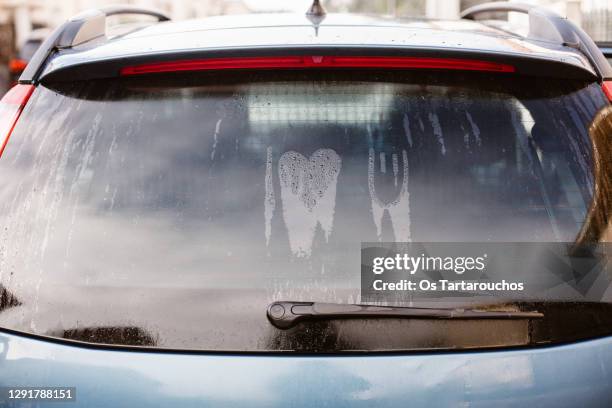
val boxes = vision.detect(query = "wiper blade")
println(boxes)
[267,301,544,329]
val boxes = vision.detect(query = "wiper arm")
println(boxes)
[267,301,544,329]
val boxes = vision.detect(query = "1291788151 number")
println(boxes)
[0,387,76,402]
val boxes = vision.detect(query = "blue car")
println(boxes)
[598,41,612,65]
[0,1,611,406]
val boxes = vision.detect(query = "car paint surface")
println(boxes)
[1,330,612,407]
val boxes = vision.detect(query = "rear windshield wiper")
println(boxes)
[267,301,544,329]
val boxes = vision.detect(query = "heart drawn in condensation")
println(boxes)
[278,149,342,257]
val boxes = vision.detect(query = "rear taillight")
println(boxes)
[9,58,28,74]
[120,56,516,76]
[603,81,612,103]
[0,84,34,158]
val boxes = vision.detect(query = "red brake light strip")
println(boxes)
[120,56,516,76]
[0,84,35,158]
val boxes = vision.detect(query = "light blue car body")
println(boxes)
[3,8,612,408]
[1,330,612,407]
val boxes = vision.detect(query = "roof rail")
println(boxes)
[461,1,612,80]
[101,5,170,21]
[19,5,170,84]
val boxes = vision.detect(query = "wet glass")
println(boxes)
[0,71,609,350]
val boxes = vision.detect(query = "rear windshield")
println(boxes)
[0,70,610,351]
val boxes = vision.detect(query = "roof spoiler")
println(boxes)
[19,5,170,85]
[461,1,612,80]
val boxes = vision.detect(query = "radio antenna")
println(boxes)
[306,0,327,36]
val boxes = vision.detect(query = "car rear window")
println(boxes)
[0,70,609,351]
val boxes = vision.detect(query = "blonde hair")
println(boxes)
[575,105,612,244]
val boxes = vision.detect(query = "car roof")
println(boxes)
[36,13,601,81]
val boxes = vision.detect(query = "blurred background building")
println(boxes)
[0,0,610,92]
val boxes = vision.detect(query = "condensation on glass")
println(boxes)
[0,71,609,351]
